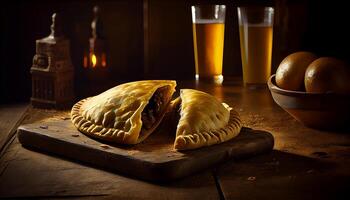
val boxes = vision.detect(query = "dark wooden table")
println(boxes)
[0,80,349,199]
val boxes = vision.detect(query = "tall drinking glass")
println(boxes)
[191,5,226,84]
[237,7,274,86]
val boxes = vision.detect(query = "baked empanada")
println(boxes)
[71,80,176,144]
[173,89,242,150]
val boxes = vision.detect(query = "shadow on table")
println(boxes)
[214,150,349,200]
[14,138,349,198]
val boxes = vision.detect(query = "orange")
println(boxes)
[305,57,350,94]
[276,52,317,91]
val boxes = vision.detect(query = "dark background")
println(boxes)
[1,0,349,103]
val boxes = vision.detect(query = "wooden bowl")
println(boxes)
[268,74,350,130]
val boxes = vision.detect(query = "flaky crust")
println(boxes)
[174,89,242,150]
[71,80,176,144]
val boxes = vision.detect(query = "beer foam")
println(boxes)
[193,19,225,24]
[239,23,273,27]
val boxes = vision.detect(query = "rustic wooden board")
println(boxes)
[0,137,220,199]
[0,104,28,156]
[17,113,274,182]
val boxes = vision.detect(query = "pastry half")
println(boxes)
[173,89,242,150]
[71,80,176,144]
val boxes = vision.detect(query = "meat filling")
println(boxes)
[141,86,169,130]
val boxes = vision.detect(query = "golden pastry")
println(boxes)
[172,89,242,150]
[71,80,176,144]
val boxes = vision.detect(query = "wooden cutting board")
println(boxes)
[17,115,274,182]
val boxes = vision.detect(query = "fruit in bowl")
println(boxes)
[305,57,350,94]
[269,52,350,130]
[276,51,317,91]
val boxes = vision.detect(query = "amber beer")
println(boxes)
[239,24,273,84]
[193,21,225,81]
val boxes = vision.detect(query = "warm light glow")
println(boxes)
[83,56,88,68]
[101,53,107,67]
[91,54,97,68]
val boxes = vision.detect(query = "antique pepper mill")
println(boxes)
[30,13,75,109]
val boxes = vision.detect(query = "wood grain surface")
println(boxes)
[0,104,28,156]
[17,112,274,181]
[0,137,220,199]
[1,80,350,199]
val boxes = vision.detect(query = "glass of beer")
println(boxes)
[191,5,226,84]
[237,7,274,86]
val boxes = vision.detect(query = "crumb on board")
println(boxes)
[100,144,110,149]
[71,134,80,137]
[61,117,71,120]
[242,114,265,127]
[127,150,138,155]
[247,176,256,181]
[39,125,48,129]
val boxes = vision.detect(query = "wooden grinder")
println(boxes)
[30,13,75,109]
